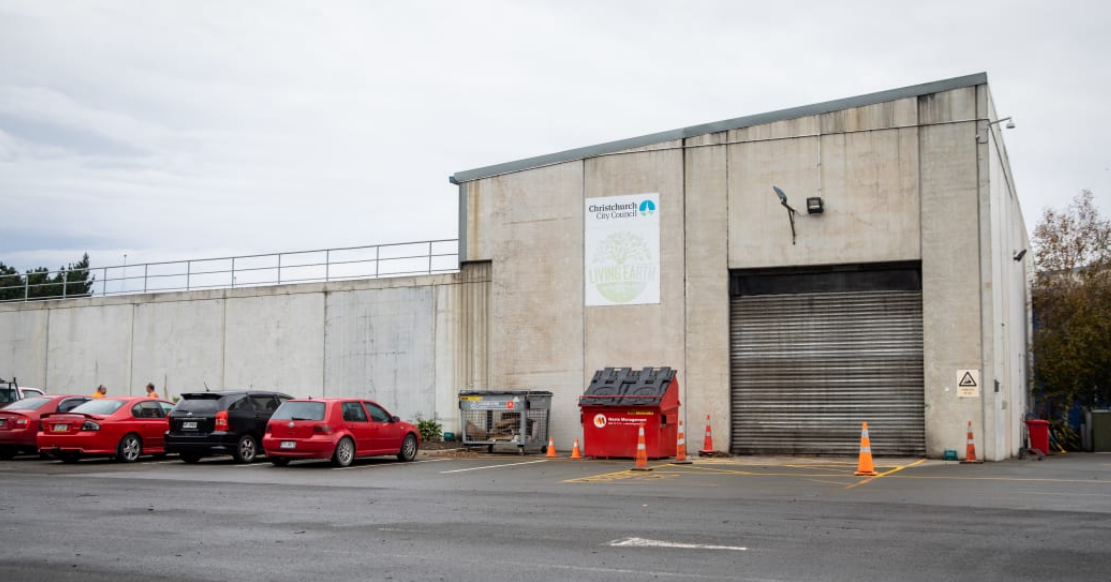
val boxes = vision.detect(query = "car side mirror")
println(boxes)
[391,416,400,423]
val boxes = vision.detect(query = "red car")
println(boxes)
[0,395,91,459]
[38,397,174,463]
[262,398,420,467]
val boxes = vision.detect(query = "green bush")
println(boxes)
[416,417,442,442]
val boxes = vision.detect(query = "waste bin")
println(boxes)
[459,390,552,454]
[1025,419,1050,456]
[579,367,679,459]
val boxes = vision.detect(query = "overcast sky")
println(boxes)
[1,0,1108,274]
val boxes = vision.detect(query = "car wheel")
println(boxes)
[397,433,418,462]
[58,451,81,464]
[233,435,259,464]
[180,452,203,464]
[0,446,15,460]
[270,457,290,467]
[116,434,142,463]
[331,437,355,467]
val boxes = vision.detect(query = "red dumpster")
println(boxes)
[1025,419,1050,456]
[579,367,679,459]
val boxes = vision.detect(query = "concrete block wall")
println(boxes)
[0,266,490,429]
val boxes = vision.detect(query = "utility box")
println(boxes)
[459,390,552,454]
[579,367,679,459]
[1090,409,1111,452]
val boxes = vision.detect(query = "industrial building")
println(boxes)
[450,73,1029,460]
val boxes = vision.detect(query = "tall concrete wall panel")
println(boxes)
[324,286,435,421]
[132,298,224,397]
[47,302,134,394]
[0,309,49,389]
[683,138,730,437]
[480,162,585,442]
[223,293,325,394]
[920,117,983,458]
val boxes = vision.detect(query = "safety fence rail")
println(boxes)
[0,239,459,303]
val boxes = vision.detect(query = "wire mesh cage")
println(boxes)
[458,391,552,453]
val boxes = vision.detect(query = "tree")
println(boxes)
[1031,190,1111,423]
[0,254,95,301]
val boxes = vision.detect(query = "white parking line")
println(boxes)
[608,537,748,551]
[440,459,548,474]
[335,458,449,471]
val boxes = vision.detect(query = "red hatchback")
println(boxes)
[38,397,175,463]
[0,395,91,459]
[262,398,420,467]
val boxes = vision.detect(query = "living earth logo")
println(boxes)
[588,231,657,303]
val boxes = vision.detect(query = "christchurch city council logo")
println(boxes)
[589,231,656,303]
[638,199,656,216]
[593,413,607,428]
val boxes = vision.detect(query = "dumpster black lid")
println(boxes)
[579,367,677,406]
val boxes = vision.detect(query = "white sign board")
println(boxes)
[957,369,980,398]
[584,194,660,306]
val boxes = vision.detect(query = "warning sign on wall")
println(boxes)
[957,369,980,398]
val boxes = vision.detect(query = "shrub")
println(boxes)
[416,417,442,442]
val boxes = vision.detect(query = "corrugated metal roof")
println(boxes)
[450,73,987,184]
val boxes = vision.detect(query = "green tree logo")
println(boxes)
[590,232,653,303]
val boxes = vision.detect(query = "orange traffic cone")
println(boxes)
[961,421,983,464]
[699,414,714,455]
[570,438,582,459]
[673,420,692,464]
[853,422,877,476]
[631,425,652,471]
[546,436,556,458]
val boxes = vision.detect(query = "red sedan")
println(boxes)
[0,395,91,459]
[38,397,175,463]
[263,398,420,467]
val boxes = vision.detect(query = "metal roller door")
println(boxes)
[730,282,924,456]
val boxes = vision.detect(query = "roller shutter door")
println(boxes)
[730,289,924,456]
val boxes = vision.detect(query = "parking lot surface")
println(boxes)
[2,451,1109,581]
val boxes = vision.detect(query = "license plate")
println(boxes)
[280,441,296,449]
[182,421,197,430]
[53,424,68,432]
[0,419,6,428]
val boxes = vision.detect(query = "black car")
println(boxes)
[165,390,292,463]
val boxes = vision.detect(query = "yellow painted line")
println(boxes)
[808,478,854,486]
[844,458,928,489]
[886,475,1111,485]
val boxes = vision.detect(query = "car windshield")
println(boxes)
[3,397,50,411]
[0,387,16,403]
[271,401,326,421]
[70,399,126,415]
[172,396,224,415]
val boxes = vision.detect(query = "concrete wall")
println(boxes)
[0,266,491,429]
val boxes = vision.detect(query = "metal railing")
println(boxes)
[0,239,459,303]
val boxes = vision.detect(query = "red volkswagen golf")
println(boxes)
[38,397,175,463]
[0,395,91,459]
[262,398,420,467]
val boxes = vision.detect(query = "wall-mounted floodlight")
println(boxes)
[978,116,1015,142]
[1013,249,1027,261]
[806,196,824,214]
[772,186,797,245]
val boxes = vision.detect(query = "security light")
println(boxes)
[806,197,824,214]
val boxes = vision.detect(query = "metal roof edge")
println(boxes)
[449,73,988,184]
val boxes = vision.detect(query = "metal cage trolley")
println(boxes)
[458,390,552,454]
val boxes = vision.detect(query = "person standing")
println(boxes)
[92,385,107,399]
[145,383,160,399]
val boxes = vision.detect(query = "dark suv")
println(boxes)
[165,390,292,464]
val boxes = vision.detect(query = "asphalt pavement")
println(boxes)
[2,450,1109,581]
